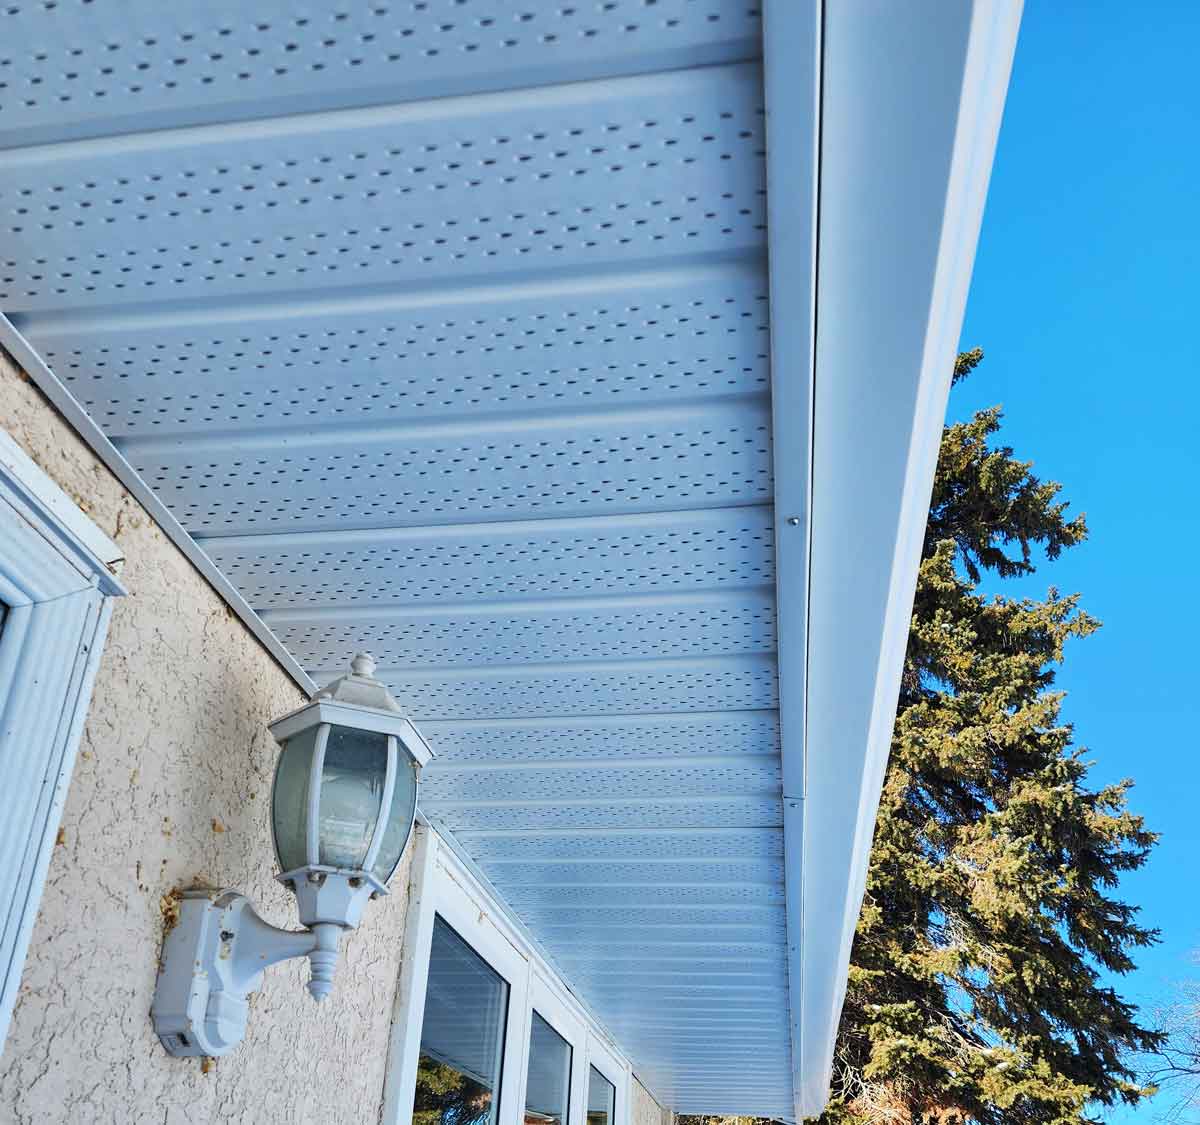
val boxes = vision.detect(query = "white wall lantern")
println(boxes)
[151,654,431,1058]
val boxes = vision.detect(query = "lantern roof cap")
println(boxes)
[312,653,402,714]
[267,653,434,766]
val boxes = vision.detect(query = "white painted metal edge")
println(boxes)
[0,315,316,695]
[793,1,1023,1118]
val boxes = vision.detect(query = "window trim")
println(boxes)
[385,825,529,1125]
[527,970,586,1125]
[0,428,125,1052]
[585,1036,624,1125]
[429,859,530,1123]
[383,822,634,1125]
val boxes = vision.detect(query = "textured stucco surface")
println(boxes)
[632,1077,672,1125]
[0,350,415,1125]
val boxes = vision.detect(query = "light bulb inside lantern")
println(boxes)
[317,726,388,870]
[319,770,380,867]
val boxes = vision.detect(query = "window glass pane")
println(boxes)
[525,1011,571,1125]
[586,1066,615,1125]
[414,916,509,1125]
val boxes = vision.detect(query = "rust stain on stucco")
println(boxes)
[159,888,183,936]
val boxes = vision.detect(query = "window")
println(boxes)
[586,1066,616,1125]
[525,1011,572,1125]
[414,916,510,1125]
[384,829,633,1125]
[0,428,124,1052]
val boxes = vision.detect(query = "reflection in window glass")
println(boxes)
[525,1011,571,1125]
[414,916,509,1125]
[587,1065,616,1125]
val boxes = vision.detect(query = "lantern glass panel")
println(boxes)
[272,725,318,872]
[318,725,389,870]
[370,749,418,885]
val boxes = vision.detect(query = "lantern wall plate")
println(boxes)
[152,890,336,1058]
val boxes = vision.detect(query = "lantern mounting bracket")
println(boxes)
[151,889,343,1058]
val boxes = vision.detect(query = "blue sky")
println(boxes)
[956,2,1200,1120]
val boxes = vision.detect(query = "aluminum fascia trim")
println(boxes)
[761,0,822,1115]
[794,1,1023,1117]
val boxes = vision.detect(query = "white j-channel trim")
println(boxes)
[761,0,822,1114]
[0,315,315,696]
[0,429,124,589]
[381,819,647,1125]
[0,424,127,1053]
[794,1,1022,1118]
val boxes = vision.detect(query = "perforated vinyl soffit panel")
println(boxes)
[0,3,806,1117]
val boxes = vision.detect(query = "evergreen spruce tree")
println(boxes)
[814,350,1162,1124]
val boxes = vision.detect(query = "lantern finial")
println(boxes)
[312,652,403,713]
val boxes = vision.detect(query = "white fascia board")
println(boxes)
[794,1,1022,1119]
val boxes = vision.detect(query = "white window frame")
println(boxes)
[586,1033,626,1125]
[527,969,587,1125]
[383,821,634,1125]
[0,428,125,1051]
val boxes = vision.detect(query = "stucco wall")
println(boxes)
[632,1077,672,1125]
[0,350,415,1125]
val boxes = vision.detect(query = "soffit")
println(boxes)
[0,2,808,1117]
